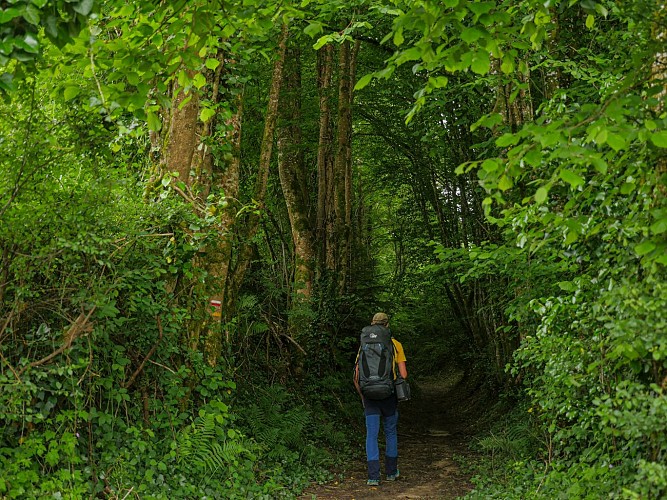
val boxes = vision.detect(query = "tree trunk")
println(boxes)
[334,39,357,293]
[278,43,316,301]
[203,91,244,360]
[317,44,336,273]
[223,23,289,324]
[163,79,200,185]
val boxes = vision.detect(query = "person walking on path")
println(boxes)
[353,312,408,486]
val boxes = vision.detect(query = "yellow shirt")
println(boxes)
[391,338,407,380]
[392,338,407,363]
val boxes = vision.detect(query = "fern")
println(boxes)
[242,386,312,459]
[175,406,254,475]
[476,419,536,460]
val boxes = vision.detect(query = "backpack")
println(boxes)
[357,324,395,400]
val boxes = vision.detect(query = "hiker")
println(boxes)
[353,312,408,486]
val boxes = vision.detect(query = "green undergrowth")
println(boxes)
[464,278,667,499]
[0,363,358,499]
[0,168,359,498]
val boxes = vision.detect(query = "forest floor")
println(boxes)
[301,368,489,499]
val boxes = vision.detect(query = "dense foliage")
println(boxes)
[1,0,665,498]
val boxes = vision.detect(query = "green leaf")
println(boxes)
[534,186,548,204]
[126,72,139,85]
[461,28,483,44]
[496,133,519,147]
[200,107,216,122]
[468,1,494,16]
[559,168,584,188]
[354,73,373,91]
[500,55,514,74]
[395,47,423,65]
[73,0,94,16]
[471,113,503,131]
[428,76,448,89]
[313,35,332,50]
[650,218,667,235]
[393,28,404,46]
[22,34,39,52]
[22,5,41,25]
[564,230,578,246]
[591,157,608,174]
[0,8,21,24]
[205,58,220,70]
[594,128,608,145]
[606,133,626,151]
[63,86,80,100]
[620,182,635,195]
[303,22,323,38]
[498,175,513,191]
[471,51,490,75]
[147,112,162,132]
[481,159,499,173]
[376,65,395,80]
[585,14,595,29]
[193,73,207,90]
[650,131,667,148]
[634,241,656,256]
[524,148,542,167]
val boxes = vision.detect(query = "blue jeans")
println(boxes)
[365,411,399,479]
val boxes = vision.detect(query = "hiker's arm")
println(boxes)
[398,361,408,379]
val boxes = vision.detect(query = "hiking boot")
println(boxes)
[386,469,400,481]
[367,479,380,486]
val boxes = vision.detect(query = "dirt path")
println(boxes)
[301,370,481,499]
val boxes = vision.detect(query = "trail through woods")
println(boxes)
[302,369,485,499]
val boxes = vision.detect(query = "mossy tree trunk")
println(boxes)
[278,40,316,331]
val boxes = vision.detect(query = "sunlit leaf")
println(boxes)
[354,73,373,91]
[650,218,667,235]
[461,28,483,44]
[205,58,220,70]
[634,241,656,256]
[606,133,626,151]
[498,175,513,191]
[496,133,519,147]
[193,73,207,90]
[534,187,548,204]
[147,111,162,132]
[303,22,323,38]
[63,86,80,100]
[471,51,490,75]
[200,107,216,122]
[481,159,499,173]
[559,169,584,188]
[393,28,404,46]
[620,182,635,195]
[650,131,667,148]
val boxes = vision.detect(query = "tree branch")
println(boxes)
[122,316,164,390]
[17,307,96,376]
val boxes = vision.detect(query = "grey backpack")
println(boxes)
[358,325,395,400]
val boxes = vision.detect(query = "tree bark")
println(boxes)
[316,44,335,273]
[163,81,200,185]
[278,43,316,300]
[333,39,357,293]
[224,23,289,323]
